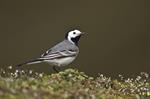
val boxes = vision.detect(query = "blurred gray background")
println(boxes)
[0,0,150,77]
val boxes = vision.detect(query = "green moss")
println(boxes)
[0,68,149,99]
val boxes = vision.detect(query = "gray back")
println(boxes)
[41,39,79,57]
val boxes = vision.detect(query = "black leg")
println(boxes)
[53,66,60,73]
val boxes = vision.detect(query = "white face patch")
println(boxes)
[67,29,82,44]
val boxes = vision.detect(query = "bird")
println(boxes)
[16,29,84,72]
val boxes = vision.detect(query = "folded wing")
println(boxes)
[40,49,78,60]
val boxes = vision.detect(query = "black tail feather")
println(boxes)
[16,58,43,67]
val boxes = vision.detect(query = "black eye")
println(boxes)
[73,32,76,34]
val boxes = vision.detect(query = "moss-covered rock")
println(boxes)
[0,68,150,99]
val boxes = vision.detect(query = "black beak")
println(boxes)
[81,32,85,35]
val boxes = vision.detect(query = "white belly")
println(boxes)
[44,57,76,67]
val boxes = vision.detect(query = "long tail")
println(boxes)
[16,58,44,67]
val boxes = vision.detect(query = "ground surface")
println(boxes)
[0,67,150,99]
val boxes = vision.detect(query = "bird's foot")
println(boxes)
[53,66,61,73]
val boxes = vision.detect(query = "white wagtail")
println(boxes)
[16,29,84,72]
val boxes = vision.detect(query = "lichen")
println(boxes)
[0,67,149,99]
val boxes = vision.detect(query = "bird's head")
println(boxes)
[65,29,84,45]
